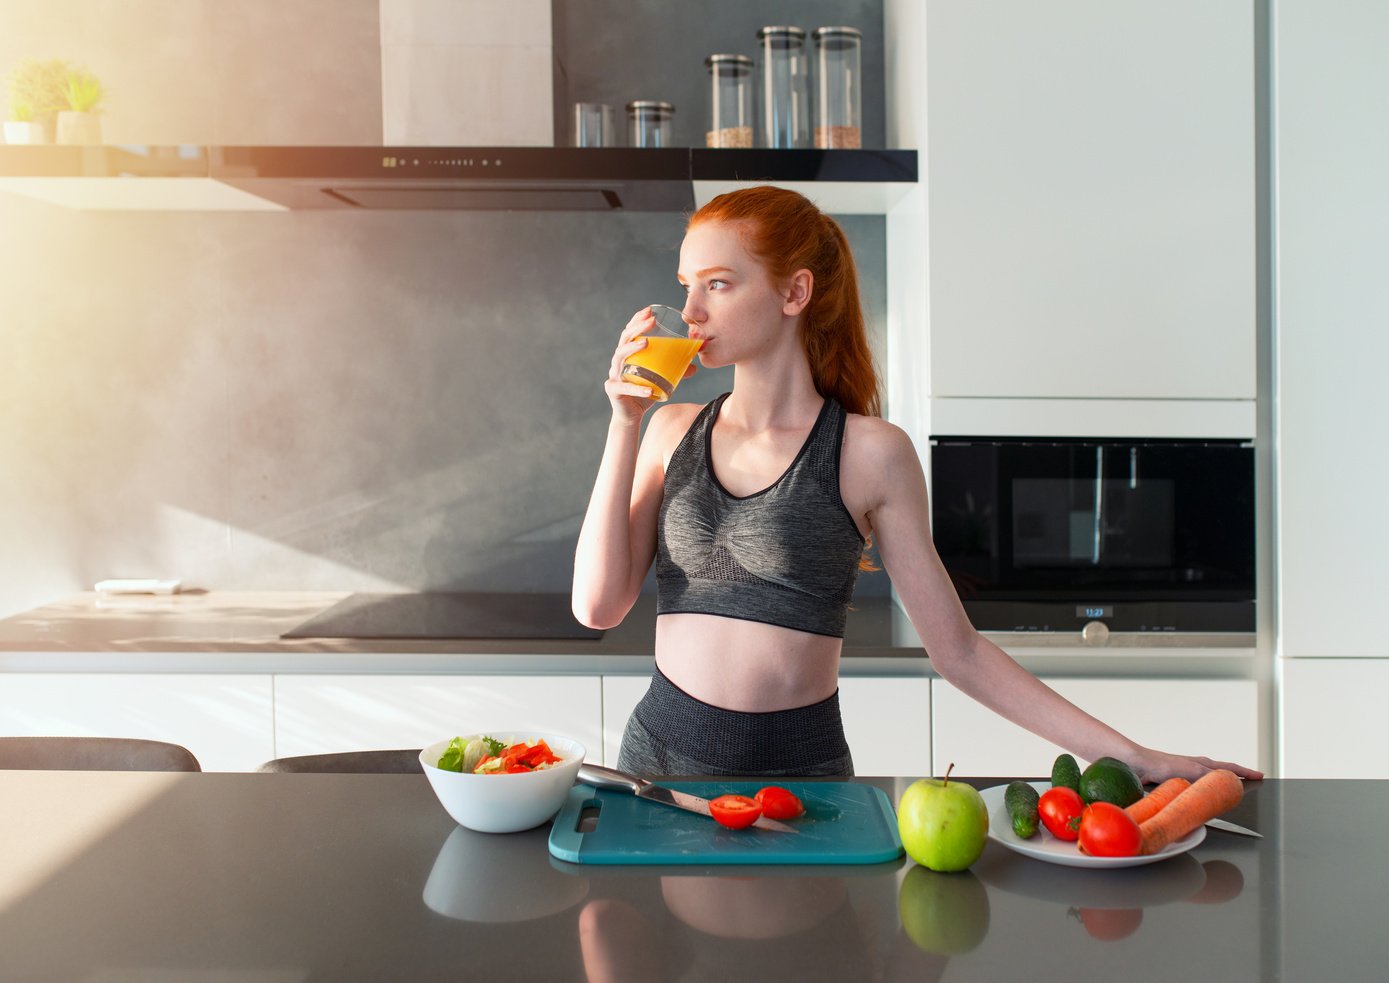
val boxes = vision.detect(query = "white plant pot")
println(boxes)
[3,120,47,145]
[56,111,102,145]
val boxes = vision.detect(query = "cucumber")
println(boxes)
[1004,780,1040,839]
[1051,753,1082,793]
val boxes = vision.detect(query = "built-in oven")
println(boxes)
[930,437,1255,638]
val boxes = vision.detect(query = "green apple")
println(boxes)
[898,864,991,955]
[897,764,989,872]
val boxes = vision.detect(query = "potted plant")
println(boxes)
[3,97,45,145]
[56,65,107,144]
[3,57,70,144]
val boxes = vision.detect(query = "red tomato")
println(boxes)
[709,794,762,829]
[1077,802,1141,857]
[1038,786,1084,841]
[754,786,805,820]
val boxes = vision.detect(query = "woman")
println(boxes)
[573,186,1260,783]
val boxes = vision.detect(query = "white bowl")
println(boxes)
[419,733,586,834]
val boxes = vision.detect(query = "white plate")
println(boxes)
[980,781,1205,869]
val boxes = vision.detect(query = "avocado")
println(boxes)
[1051,753,1082,793]
[1003,780,1040,838]
[1079,756,1144,807]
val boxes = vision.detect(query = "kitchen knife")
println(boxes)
[576,763,799,833]
[1204,817,1262,838]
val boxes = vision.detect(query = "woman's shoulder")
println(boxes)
[842,412,918,464]
[644,399,710,455]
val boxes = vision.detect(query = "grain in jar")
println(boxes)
[705,54,754,148]
[812,26,863,149]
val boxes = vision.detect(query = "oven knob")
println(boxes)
[1081,620,1110,646]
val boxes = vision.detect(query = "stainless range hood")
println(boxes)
[321,184,624,210]
[0,146,917,214]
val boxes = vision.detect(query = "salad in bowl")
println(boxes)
[420,732,585,833]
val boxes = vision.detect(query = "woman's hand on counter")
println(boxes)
[1131,748,1264,785]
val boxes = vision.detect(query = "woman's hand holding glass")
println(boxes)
[606,306,700,423]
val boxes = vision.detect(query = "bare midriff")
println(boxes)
[654,612,843,712]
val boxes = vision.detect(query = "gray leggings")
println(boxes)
[615,667,855,778]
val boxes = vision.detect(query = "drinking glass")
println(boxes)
[620,305,702,401]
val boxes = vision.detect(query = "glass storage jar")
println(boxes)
[627,101,675,148]
[812,26,863,148]
[572,102,617,147]
[705,54,754,148]
[756,26,809,149]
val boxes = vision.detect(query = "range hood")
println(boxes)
[0,146,916,214]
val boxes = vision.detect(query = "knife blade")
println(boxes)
[1204,817,1262,838]
[576,763,799,833]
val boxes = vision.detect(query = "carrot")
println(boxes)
[1125,777,1191,825]
[1138,769,1243,855]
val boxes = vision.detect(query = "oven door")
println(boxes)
[930,438,1255,635]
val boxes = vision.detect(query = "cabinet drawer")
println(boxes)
[0,673,274,772]
[601,675,651,767]
[1282,659,1389,779]
[839,676,931,777]
[273,674,602,761]
[932,677,1258,777]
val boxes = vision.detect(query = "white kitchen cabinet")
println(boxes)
[918,0,1255,406]
[272,674,602,761]
[838,676,932,776]
[602,674,932,777]
[0,673,274,772]
[601,674,651,767]
[1275,0,1389,658]
[931,677,1258,777]
[1281,659,1389,779]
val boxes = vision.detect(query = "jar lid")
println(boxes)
[704,53,754,71]
[626,100,675,117]
[757,26,806,41]
[812,25,863,41]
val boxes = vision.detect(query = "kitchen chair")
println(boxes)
[0,736,202,772]
[256,749,424,774]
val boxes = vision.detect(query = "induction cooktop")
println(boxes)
[281,592,604,641]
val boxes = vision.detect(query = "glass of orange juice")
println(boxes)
[621,305,703,401]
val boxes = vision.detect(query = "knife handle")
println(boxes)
[576,763,651,794]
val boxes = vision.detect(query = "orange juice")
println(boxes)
[621,336,703,400]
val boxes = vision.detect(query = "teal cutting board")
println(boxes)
[548,781,903,865]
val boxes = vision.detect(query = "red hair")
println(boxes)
[687,186,883,419]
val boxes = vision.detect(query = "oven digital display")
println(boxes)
[1076,606,1113,619]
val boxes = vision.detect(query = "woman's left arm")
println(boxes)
[852,420,1262,784]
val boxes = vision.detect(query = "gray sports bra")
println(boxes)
[654,393,866,638]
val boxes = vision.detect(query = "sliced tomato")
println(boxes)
[1037,786,1084,841]
[1077,802,1141,857]
[754,786,805,820]
[1073,906,1143,941]
[709,794,762,829]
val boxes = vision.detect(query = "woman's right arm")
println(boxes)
[571,309,683,628]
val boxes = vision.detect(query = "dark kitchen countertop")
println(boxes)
[0,771,1376,982]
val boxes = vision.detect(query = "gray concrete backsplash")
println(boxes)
[0,0,891,615]
[0,197,889,615]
